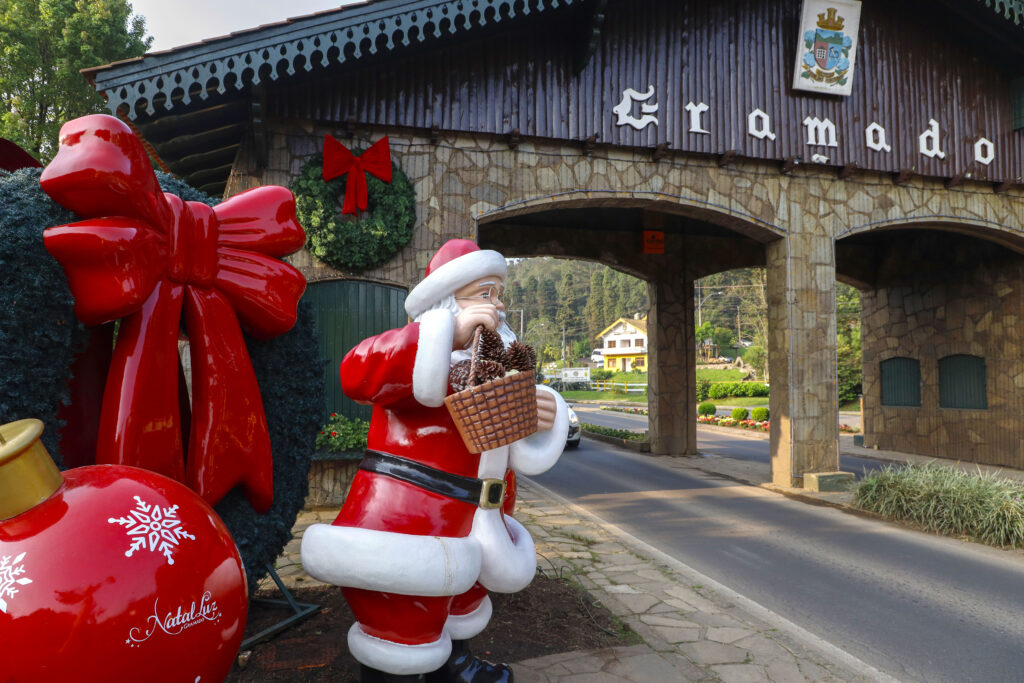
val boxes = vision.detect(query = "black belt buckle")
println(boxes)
[479,478,506,509]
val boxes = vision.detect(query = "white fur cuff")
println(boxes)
[472,509,537,593]
[445,596,493,640]
[348,623,452,675]
[300,523,481,596]
[413,308,455,407]
[509,385,568,475]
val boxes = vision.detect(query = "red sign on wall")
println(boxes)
[643,230,665,254]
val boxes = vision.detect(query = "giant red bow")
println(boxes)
[40,114,307,513]
[322,134,392,214]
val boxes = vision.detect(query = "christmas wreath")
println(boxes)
[0,167,324,590]
[291,151,416,272]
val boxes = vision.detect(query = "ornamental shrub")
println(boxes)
[580,423,647,441]
[317,413,371,453]
[708,383,728,399]
[591,369,613,381]
[698,402,717,416]
[751,407,770,422]
[731,407,749,420]
[696,378,712,401]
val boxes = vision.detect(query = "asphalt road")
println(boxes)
[572,406,882,478]
[531,436,1024,681]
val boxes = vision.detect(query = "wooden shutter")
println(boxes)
[880,357,921,407]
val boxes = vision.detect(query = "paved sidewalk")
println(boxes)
[261,474,885,682]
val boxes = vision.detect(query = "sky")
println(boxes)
[129,0,363,52]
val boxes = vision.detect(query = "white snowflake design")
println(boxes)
[0,552,33,614]
[107,496,196,565]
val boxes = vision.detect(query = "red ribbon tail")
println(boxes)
[341,166,363,215]
[184,287,274,512]
[96,280,186,482]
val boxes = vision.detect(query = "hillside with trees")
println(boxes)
[504,259,647,362]
[505,258,861,402]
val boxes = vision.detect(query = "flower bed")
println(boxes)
[601,406,649,416]
[698,414,770,432]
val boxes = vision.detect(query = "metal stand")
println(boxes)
[240,563,321,649]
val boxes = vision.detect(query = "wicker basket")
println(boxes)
[445,328,538,452]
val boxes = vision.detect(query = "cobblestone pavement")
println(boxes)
[262,468,892,682]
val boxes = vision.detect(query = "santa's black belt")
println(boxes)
[360,450,506,509]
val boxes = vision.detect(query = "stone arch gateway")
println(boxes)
[83,0,1024,483]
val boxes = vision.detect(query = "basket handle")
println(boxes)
[468,325,484,390]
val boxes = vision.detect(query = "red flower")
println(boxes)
[330,431,338,437]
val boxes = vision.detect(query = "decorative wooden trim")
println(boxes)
[88,0,581,119]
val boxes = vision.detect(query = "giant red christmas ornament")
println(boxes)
[39,114,306,512]
[0,419,248,682]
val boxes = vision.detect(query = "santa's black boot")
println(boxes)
[360,664,426,682]
[426,639,513,683]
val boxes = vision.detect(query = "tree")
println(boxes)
[0,0,151,159]
[585,270,607,340]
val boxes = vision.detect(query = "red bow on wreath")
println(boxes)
[322,134,392,215]
[40,114,307,513]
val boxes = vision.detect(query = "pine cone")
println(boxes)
[449,360,475,392]
[474,360,506,385]
[506,341,537,372]
[477,329,508,367]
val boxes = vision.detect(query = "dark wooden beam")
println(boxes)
[717,150,738,167]
[894,168,914,185]
[185,162,235,189]
[150,123,245,160]
[946,173,967,189]
[780,156,799,175]
[994,179,1016,193]
[138,100,249,144]
[507,128,522,150]
[839,163,859,179]
[581,133,598,155]
[167,145,239,176]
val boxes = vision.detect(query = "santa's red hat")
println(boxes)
[405,239,506,319]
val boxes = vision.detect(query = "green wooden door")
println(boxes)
[305,279,408,421]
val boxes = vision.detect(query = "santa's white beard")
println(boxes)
[416,295,517,364]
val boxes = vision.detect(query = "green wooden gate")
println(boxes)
[305,279,408,421]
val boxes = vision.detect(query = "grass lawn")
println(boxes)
[695,368,746,382]
[560,390,647,402]
[709,397,769,408]
[839,400,861,412]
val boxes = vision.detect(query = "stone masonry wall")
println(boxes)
[241,119,1024,483]
[861,237,1024,468]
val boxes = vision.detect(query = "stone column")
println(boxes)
[766,236,839,487]
[648,275,697,455]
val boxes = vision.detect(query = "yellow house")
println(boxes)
[595,317,648,372]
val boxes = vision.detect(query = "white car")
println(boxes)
[566,405,580,448]
[590,349,604,363]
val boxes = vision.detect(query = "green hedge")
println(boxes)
[697,402,717,416]
[707,381,770,399]
[751,407,770,422]
[581,423,647,441]
[730,407,750,420]
[317,413,371,453]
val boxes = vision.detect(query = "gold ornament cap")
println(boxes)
[0,419,63,520]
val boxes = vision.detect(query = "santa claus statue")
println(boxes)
[301,239,568,682]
